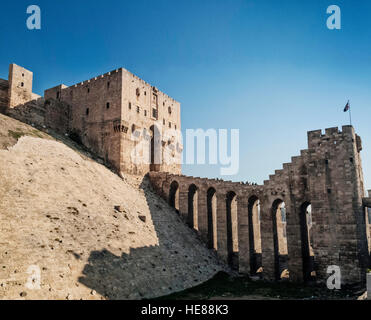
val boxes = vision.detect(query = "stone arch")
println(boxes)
[207,187,217,250]
[169,180,179,213]
[272,199,289,280]
[248,195,262,275]
[226,191,239,270]
[300,201,316,282]
[188,184,198,230]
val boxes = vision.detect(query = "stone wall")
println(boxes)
[1,63,181,176]
[43,67,182,176]
[366,190,371,257]
[119,69,181,176]
[44,70,123,171]
[149,126,371,285]
[0,79,8,112]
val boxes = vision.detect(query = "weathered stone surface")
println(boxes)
[8,64,38,108]
[149,126,371,285]
[0,78,9,111]
[1,64,181,177]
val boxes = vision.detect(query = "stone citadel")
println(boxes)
[0,63,370,285]
[0,63,182,176]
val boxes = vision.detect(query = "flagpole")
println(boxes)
[349,100,352,126]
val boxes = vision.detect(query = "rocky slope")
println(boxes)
[0,114,224,300]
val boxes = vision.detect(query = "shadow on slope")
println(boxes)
[78,177,224,300]
[0,112,224,300]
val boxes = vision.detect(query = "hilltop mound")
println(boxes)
[0,114,224,300]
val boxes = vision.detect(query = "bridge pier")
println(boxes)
[285,200,305,283]
[197,184,208,243]
[178,187,189,224]
[237,196,250,274]
[260,199,275,281]
[148,126,369,285]
[216,193,228,264]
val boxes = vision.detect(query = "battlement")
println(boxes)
[43,67,179,104]
[308,125,353,138]
[307,125,356,149]
[73,68,122,87]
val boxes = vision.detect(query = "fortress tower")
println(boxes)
[44,68,182,176]
[1,63,182,176]
[0,63,40,110]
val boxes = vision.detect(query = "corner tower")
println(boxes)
[306,126,369,283]
[8,64,35,108]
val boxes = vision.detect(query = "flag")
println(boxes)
[344,101,350,112]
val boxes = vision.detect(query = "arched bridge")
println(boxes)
[148,126,371,285]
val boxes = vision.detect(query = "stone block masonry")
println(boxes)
[44,68,182,176]
[0,79,9,110]
[1,64,181,176]
[149,126,371,285]
[365,190,371,256]
[8,64,40,108]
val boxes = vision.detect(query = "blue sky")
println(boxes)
[0,0,370,190]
